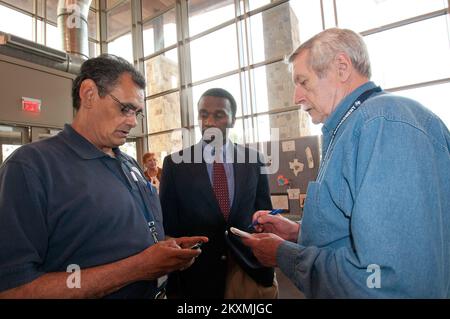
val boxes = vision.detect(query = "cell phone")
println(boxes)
[229,227,253,239]
[191,242,203,249]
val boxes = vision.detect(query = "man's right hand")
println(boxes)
[0,236,208,299]
[251,210,300,242]
[135,236,208,280]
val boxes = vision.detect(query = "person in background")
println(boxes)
[242,28,450,298]
[143,152,162,191]
[159,88,278,299]
[0,54,207,299]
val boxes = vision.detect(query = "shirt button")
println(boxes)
[221,255,227,261]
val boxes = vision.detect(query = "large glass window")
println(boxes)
[46,0,58,23]
[144,49,178,96]
[106,0,123,10]
[243,117,255,143]
[88,9,98,40]
[107,32,133,63]
[230,118,244,144]
[251,61,293,113]
[322,0,336,29]
[336,0,448,32]
[142,2,181,157]
[105,1,131,61]
[2,0,442,150]
[247,0,272,12]
[394,82,450,128]
[89,41,99,58]
[2,144,21,163]
[45,22,61,50]
[140,0,449,158]
[188,0,235,37]
[0,0,99,55]
[0,4,33,40]
[193,119,244,145]
[143,8,177,56]
[119,140,137,160]
[367,15,450,89]
[248,2,295,64]
[142,0,175,21]
[255,114,270,142]
[148,130,183,164]
[107,0,131,41]
[191,73,243,123]
[146,92,181,134]
[3,0,33,12]
[289,0,323,42]
[190,24,239,82]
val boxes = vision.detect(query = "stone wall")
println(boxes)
[262,3,310,138]
[145,54,181,156]
[148,130,183,164]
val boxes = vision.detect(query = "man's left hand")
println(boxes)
[241,233,284,267]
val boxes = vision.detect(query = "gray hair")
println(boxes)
[288,28,371,79]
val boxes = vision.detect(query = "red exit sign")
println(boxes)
[22,97,41,113]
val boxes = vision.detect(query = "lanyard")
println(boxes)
[317,86,382,181]
[121,159,159,244]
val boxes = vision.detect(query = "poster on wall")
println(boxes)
[248,135,321,217]
[270,194,290,212]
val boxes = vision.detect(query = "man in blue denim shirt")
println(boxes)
[242,28,450,298]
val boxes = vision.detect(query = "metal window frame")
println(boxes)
[104,0,132,42]
[1,0,448,150]
[143,0,309,145]
[0,0,99,48]
[138,0,450,148]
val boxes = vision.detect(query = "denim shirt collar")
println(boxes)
[322,81,377,137]
[60,124,121,160]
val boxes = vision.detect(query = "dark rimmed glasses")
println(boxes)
[109,93,145,120]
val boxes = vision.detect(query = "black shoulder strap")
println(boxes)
[120,157,159,243]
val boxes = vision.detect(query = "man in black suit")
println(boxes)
[159,88,277,298]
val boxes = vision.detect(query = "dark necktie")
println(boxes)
[213,161,230,220]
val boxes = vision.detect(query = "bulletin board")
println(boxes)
[248,135,321,219]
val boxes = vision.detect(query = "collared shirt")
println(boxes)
[0,124,163,298]
[277,81,450,298]
[202,140,235,206]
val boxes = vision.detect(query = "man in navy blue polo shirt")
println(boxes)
[0,54,207,298]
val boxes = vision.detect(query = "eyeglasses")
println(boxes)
[109,93,145,120]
